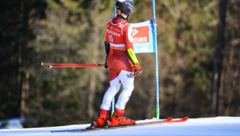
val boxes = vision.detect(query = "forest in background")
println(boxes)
[0,0,239,128]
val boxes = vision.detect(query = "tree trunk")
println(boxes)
[210,0,227,116]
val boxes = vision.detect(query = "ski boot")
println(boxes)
[91,109,110,128]
[107,108,136,127]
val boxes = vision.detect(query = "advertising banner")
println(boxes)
[131,20,155,54]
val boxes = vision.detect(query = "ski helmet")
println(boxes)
[116,0,134,15]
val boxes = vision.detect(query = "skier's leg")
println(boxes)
[95,69,120,127]
[109,70,136,126]
[115,70,134,110]
[101,69,121,110]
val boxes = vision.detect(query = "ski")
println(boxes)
[51,116,188,133]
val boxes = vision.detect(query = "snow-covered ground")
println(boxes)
[0,117,240,136]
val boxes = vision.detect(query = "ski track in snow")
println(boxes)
[0,117,240,136]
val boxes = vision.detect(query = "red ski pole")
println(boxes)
[38,62,105,68]
[47,65,105,68]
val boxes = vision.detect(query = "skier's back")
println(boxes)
[94,0,142,127]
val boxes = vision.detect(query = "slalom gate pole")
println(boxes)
[152,0,160,119]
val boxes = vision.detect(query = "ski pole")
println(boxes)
[47,65,105,68]
[38,62,104,66]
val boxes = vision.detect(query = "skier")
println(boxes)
[93,0,142,127]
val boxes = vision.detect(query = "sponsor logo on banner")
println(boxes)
[132,28,139,37]
[134,47,150,53]
[132,26,149,43]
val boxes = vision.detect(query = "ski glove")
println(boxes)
[104,56,108,69]
[133,63,142,77]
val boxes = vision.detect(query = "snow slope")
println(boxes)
[0,117,240,136]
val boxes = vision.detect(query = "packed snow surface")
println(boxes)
[0,117,240,136]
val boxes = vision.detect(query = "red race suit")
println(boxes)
[105,17,134,81]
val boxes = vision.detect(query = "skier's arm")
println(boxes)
[105,42,110,56]
[124,25,138,64]
[124,25,142,76]
[125,48,138,64]
[104,23,110,69]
